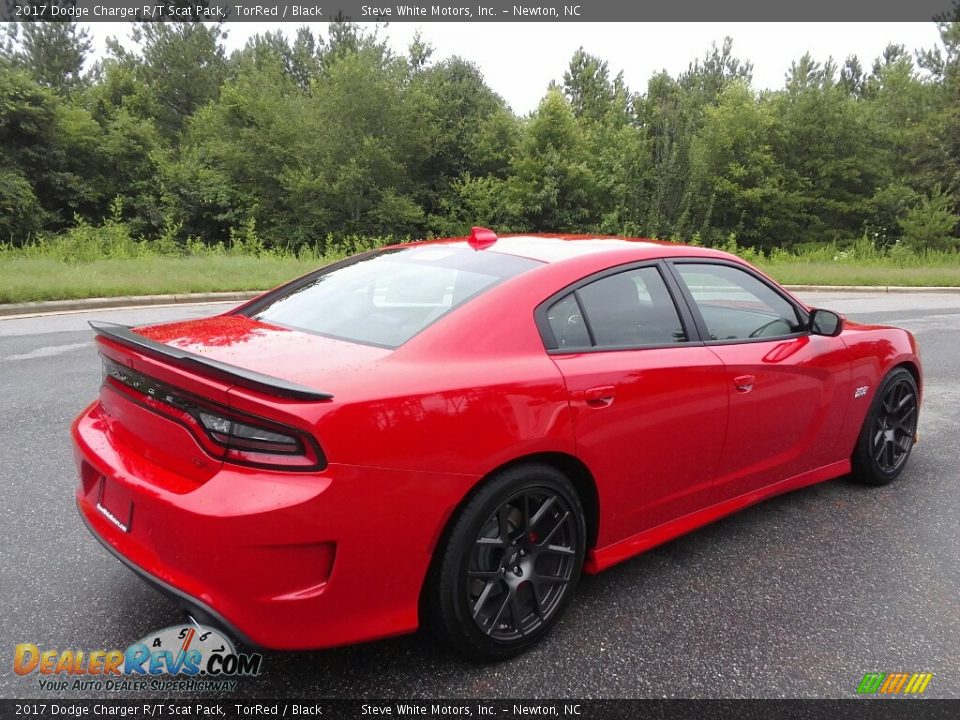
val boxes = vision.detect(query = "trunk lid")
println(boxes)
[131,314,391,391]
[94,315,390,484]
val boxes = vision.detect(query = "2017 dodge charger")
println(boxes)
[73,229,921,659]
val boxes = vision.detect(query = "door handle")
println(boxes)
[734,374,755,393]
[584,385,616,407]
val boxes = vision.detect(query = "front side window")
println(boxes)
[243,246,541,347]
[674,263,803,341]
[545,266,688,350]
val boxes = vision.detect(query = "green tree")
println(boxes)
[635,72,691,236]
[682,82,796,248]
[237,27,321,90]
[2,5,91,93]
[0,67,105,239]
[296,38,427,239]
[635,39,753,238]
[562,48,630,123]
[678,37,753,105]
[898,185,959,251]
[839,55,866,97]
[0,165,43,242]
[0,21,957,253]
[768,53,882,245]
[162,49,301,245]
[918,19,960,202]
[505,88,598,231]
[413,56,514,227]
[859,47,944,245]
[109,21,227,140]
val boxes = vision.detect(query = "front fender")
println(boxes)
[837,323,922,455]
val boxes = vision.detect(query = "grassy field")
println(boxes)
[755,261,960,288]
[0,256,325,304]
[2,228,959,304]
[2,255,959,305]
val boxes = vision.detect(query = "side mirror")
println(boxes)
[809,308,844,337]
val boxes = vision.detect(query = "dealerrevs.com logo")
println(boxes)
[14,624,263,693]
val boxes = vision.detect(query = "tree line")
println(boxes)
[2,11,960,255]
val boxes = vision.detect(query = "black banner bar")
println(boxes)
[1,0,959,23]
[3,700,960,720]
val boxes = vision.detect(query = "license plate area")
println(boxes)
[96,476,134,533]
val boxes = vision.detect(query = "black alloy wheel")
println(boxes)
[872,376,918,474]
[425,464,586,659]
[853,368,919,485]
[467,488,579,641]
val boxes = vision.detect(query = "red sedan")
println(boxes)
[73,230,922,659]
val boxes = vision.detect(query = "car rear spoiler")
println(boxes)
[89,321,333,402]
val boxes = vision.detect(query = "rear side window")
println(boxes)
[244,246,541,348]
[545,266,688,350]
[546,294,591,349]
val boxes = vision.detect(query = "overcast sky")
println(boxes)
[82,22,945,114]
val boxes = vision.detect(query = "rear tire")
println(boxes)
[851,367,919,486]
[425,464,586,660]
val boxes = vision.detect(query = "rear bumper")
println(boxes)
[73,401,478,650]
[75,498,258,647]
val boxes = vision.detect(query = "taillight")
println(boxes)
[198,411,299,450]
[102,356,325,471]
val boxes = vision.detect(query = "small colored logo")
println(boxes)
[856,672,933,695]
[14,623,262,692]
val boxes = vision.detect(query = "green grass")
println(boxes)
[0,256,327,304]
[755,261,960,287]
[2,254,958,305]
[2,225,960,304]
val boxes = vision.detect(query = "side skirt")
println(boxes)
[584,459,851,574]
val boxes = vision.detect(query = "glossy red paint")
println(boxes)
[73,235,922,650]
[468,226,499,249]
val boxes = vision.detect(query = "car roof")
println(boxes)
[413,234,730,264]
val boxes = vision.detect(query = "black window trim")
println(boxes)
[663,258,811,346]
[534,260,703,354]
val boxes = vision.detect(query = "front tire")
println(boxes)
[851,367,919,486]
[426,464,586,660]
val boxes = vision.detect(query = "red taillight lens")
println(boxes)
[102,356,325,471]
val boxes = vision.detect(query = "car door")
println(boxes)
[537,263,728,546]
[668,260,852,503]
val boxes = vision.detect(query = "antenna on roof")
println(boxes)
[468,227,498,250]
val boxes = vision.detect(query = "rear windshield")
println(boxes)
[242,246,542,348]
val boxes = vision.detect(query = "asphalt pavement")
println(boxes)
[1,292,958,699]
